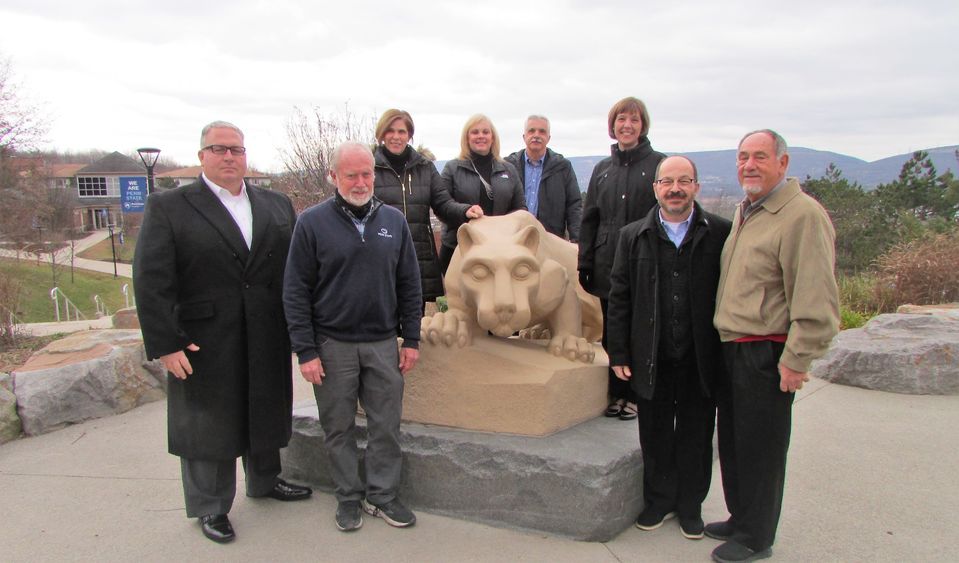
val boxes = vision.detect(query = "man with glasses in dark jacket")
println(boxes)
[505,115,582,241]
[607,155,731,541]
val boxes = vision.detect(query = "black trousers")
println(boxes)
[637,357,714,518]
[180,450,280,518]
[601,298,636,402]
[439,244,455,276]
[717,340,795,551]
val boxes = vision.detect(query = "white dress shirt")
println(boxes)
[202,173,253,249]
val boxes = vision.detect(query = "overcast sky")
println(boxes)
[2,0,957,172]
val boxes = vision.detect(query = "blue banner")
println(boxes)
[120,176,147,213]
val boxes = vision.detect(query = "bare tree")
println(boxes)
[0,55,47,152]
[277,104,376,212]
[0,55,50,250]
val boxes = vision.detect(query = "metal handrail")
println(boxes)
[50,287,87,322]
[93,294,110,317]
[121,283,134,309]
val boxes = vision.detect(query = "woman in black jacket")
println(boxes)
[373,109,482,306]
[438,114,526,273]
[578,97,666,421]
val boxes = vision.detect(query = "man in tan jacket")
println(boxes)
[708,129,839,563]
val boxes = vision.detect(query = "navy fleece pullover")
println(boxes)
[283,197,422,364]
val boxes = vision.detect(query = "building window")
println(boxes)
[77,176,120,198]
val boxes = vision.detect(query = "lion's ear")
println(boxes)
[457,222,487,253]
[513,225,540,255]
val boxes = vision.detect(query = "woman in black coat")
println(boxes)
[439,113,526,273]
[373,109,482,306]
[578,96,666,421]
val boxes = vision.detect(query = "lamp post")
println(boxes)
[107,223,118,278]
[31,216,44,267]
[137,147,161,195]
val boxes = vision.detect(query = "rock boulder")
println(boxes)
[12,330,165,435]
[812,313,959,395]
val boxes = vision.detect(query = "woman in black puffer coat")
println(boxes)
[438,113,526,273]
[373,109,483,307]
[578,97,666,422]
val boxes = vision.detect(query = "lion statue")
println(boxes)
[421,211,602,362]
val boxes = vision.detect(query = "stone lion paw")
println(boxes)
[547,334,595,363]
[421,311,472,348]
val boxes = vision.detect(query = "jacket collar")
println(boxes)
[637,201,711,235]
[374,145,428,170]
[758,177,802,214]
[610,137,654,165]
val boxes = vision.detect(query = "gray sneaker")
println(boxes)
[335,500,363,532]
[362,498,416,528]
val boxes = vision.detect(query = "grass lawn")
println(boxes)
[78,231,138,263]
[0,258,131,322]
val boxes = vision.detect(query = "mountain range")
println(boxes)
[562,145,959,198]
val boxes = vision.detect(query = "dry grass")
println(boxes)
[874,229,959,308]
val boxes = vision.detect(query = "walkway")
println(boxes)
[1,375,957,561]
[0,229,132,278]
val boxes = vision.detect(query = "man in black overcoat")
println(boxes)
[607,155,731,541]
[133,121,311,544]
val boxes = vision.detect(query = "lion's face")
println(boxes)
[456,222,546,336]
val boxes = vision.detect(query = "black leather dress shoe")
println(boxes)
[265,479,313,501]
[199,514,235,543]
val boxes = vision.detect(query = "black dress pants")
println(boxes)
[717,340,795,551]
[637,357,714,518]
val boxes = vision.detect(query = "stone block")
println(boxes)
[407,335,608,436]
[112,307,141,329]
[282,404,644,541]
[12,330,166,435]
[812,313,959,395]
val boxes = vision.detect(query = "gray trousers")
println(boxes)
[180,450,280,518]
[312,337,404,505]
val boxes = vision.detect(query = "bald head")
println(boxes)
[654,155,701,221]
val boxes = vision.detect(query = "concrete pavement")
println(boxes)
[2,372,958,561]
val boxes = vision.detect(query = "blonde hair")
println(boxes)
[458,114,501,160]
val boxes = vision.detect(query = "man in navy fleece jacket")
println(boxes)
[283,142,422,532]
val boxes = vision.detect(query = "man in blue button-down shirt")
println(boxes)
[505,115,582,241]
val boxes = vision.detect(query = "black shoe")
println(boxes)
[711,540,772,562]
[705,519,736,541]
[362,498,416,528]
[199,514,235,544]
[619,402,638,421]
[635,506,676,531]
[680,516,705,539]
[604,400,624,417]
[335,500,363,532]
[264,479,313,501]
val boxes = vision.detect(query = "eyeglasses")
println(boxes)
[202,144,247,156]
[655,177,696,187]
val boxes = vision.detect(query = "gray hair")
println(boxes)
[738,129,787,158]
[200,121,244,147]
[524,114,551,133]
[331,141,374,172]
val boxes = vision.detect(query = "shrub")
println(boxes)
[839,307,868,330]
[837,272,888,318]
[873,228,959,308]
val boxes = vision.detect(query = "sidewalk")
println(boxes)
[1,373,957,561]
[0,229,132,278]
